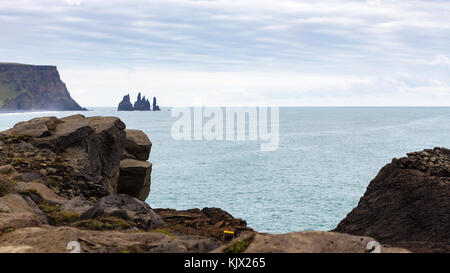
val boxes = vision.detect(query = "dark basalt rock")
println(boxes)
[80,194,165,230]
[118,93,155,111]
[334,147,450,253]
[123,129,152,161]
[0,63,86,112]
[152,97,161,111]
[117,159,151,201]
[133,93,151,111]
[117,129,153,200]
[117,94,133,111]
[154,207,253,242]
[1,114,126,197]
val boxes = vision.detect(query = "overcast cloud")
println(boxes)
[1,0,449,106]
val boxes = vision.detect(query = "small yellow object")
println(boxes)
[223,230,235,241]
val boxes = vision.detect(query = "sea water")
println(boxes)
[1,107,449,233]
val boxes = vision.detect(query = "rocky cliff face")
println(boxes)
[334,148,450,253]
[0,63,86,112]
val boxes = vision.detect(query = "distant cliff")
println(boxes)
[0,63,86,112]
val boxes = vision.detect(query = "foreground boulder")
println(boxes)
[80,194,165,230]
[0,115,155,200]
[123,130,152,160]
[117,159,151,201]
[117,129,153,200]
[1,115,127,197]
[334,148,450,253]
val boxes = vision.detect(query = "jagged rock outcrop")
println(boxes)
[0,63,86,112]
[117,93,154,111]
[334,147,450,253]
[133,93,151,111]
[0,115,156,200]
[117,94,133,111]
[2,115,126,196]
[152,97,161,111]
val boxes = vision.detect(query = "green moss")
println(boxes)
[224,239,252,253]
[53,156,63,163]
[47,212,80,225]
[37,201,59,213]
[11,157,30,166]
[152,228,176,239]
[8,177,17,185]
[72,219,105,230]
[72,216,133,231]
[20,188,43,200]
[4,227,14,233]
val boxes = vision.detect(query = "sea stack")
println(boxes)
[152,97,161,111]
[117,93,159,111]
[0,63,86,112]
[134,93,151,111]
[117,94,134,111]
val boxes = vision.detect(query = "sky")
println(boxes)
[1,0,449,106]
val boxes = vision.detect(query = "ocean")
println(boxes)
[1,107,449,233]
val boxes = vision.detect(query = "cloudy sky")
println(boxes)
[1,0,449,106]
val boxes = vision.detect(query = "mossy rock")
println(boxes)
[47,212,80,225]
[11,157,31,166]
[38,201,60,213]
[151,228,176,239]
[19,188,44,203]
[72,216,133,231]
[224,238,252,253]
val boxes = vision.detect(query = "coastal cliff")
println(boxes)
[334,148,450,253]
[0,63,86,112]
[0,115,446,253]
